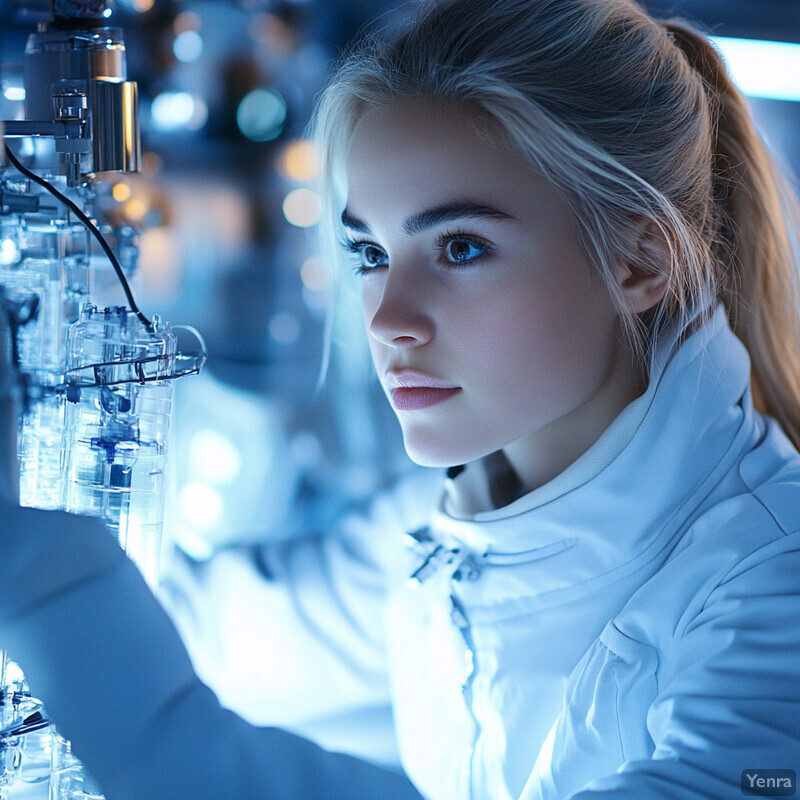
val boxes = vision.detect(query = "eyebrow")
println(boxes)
[341,201,515,236]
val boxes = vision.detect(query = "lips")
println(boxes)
[385,370,461,411]
[391,386,461,410]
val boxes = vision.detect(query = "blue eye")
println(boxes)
[340,237,389,275]
[438,233,490,266]
[445,238,486,264]
[360,244,388,270]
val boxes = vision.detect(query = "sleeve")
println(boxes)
[566,533,800,799]
[0,503,425,800]
[158,469,440,764]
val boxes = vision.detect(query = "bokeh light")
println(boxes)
[150,92,208,132]
[123,197,148,225]
[179,483,224,530]
[282,188,321,227]
[278,140,319,183]
[189,429,243,484]
[173,30,204,63]
[173,10,201,34]
[111,181,132,203]
[236,88,287,142]
[300,255,328,291]
[151,91,194,129]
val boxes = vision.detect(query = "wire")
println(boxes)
[2,142,152,329]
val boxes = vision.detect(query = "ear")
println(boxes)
[615,217,671,314]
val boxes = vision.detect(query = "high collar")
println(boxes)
[421,305,760,618]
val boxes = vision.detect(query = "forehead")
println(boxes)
[349,99,500,157]
[345,100,538,211]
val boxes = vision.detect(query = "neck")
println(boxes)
[502,337,646,494]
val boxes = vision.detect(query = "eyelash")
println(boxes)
[340,229,493,276]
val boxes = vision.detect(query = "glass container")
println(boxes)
[63,305,176,588]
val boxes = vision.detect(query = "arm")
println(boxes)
[564,534,800,799]
[158,469,438,762]
[0,503,424,800]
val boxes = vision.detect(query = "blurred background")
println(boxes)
[0,0,798,558]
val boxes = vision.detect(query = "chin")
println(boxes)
[402,430,486,470]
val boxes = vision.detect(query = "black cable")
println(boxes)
[2,143,152,329]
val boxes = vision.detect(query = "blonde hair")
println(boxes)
[310,0,800,448]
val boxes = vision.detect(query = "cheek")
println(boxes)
[466,271,617,400]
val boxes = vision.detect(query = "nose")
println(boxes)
[367,267,435,348]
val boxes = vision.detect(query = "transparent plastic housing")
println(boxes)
[0,211,91,511]
[49,734,104,800]
[63,306,176,589]
[18,393,65,510]
[0,207,91,378]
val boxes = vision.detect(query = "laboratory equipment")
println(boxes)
[0,2,206,797]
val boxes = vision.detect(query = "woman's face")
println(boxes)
[344,100,639,487]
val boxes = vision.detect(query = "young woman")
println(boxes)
[2,0,800,798]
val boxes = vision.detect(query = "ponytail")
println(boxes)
[666,21,800,449]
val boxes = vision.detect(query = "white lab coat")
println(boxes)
[1,303,799,799]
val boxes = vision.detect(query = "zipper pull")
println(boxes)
[452,554,482,582]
